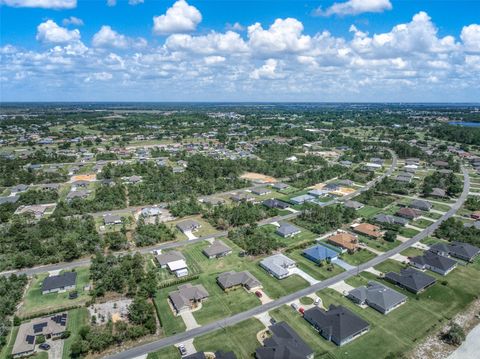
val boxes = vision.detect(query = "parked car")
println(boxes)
[299,307,305,315]
[291,303,299,311]
[69,291,78,299]
[178,344,187,356]
[39,343,50,350]
[255,291,263,298]
[314,298,320,306]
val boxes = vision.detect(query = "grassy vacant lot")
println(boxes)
[20,267,91,318]
[357,205,383,219]
[413,218,435,229]
[194,318,264,358]
[340,249,377,266]
[398,227,420,238]
[358,235,401,252]
[62,308,89,359]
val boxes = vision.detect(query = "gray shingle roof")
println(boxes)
[275,222,301,237]
[255,321,314,359]
[385,268,436,293]
[304,305,370,346]
[347,281,407,314]
[155,250,185,266]
[176,219,201,232]
[203,240,232,258]
[168,283,209,312]
[217,271,261,290]
[411,251,457,272]
[42,272,77,292]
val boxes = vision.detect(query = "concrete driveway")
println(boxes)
[329,280,355,295]
[331,258,355,271]
[184,231,197,240]
[289,267,319,285]
[180,311,200,331]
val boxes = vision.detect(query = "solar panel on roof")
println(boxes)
[26,335,35,344]
[33,322,47,333]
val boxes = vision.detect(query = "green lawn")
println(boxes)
[358,235,401,252]
[154,288,186,336]
[373,259,406,274]
[431,202,452,212]
[62,308,89,359]
[20,267,91,318]
[413,218,435,229]
[190,276,261,326]
[147,346,180,359]
[288,250,345,281]
[0,326,19,359]
[194,318,264,358]
[400,247,425,258]
[357,205,383,219]
[340,249,377,266]
[398,227,420,238]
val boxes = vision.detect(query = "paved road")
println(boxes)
[1,152,398,278]
[104,165,469,359]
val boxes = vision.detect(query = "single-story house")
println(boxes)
[396,208,421,221]
[202,240,232,259]
[10,184,29,195]
[304,305,370,346]
[176,219,201,233]
[429,241,479,262]
[365,163,382,171]
[276,222,301,238]
[290,194,315,205]
[104,214,122,226]
[351,223,383,239]
[303,245,339,264]
[251,187,271,196]
[327,232,359,252]
[464,221,480,230]
[373,214,409,226]
[167,259,189,277]
[42,272,77,294]
[308,189,329,197]
[384,268,436,294]
[255,321,314,359]
[12,313,68,358]
[271,182,289,191]
[230,192,256,203]
[156,250,186,268]
[433,160,449,168]
[409,199,432,212]
[343,200,364,210]
[140,206,162,217]
[430,187,447,198]
[347,281,407,314]
[262,198,290,210]
[217,271,262,291]
[71,180,89,189]
[15,205,47,219]
[168,283,209,314]
[260,254,296,279]
[410,251,457,276]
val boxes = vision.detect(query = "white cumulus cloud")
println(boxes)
[92,25,147,49]
[1,0,76,8]
[461,24,480,52]
[250,59,284,79]
[153,0,202,35]
[248,18,311,54]
[36,20,81,44]
[314,0,392,17]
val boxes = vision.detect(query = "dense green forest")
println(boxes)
[0,215,101,270]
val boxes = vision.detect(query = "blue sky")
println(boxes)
[1,0,480,102]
